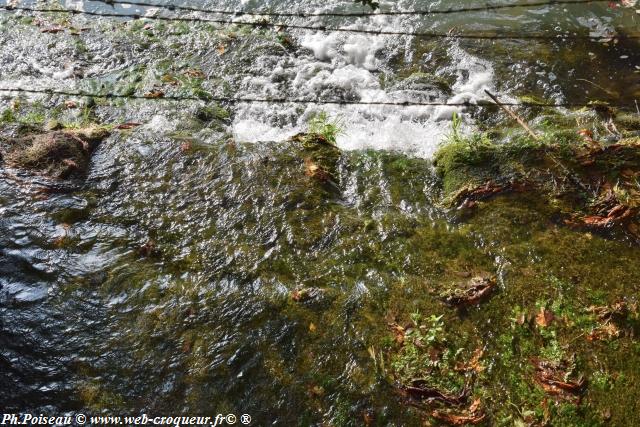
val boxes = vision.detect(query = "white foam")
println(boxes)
[143,115,177,134]
[231,9,500,158]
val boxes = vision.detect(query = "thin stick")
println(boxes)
[635,99,640,116]
[484,90,589,192]
[576,78,616,96]
[484,90,539,140]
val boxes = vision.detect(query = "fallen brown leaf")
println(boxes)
[430,399,486,426]
[184,69,206,79]
[587,322,621,341]
[387,322,406,345]
[304,158,332,182]
[577,129,595,145]
[442,276,496,307]
[115,122,142,130]
[532,358,585,402]
[535,306,554,327]
[400,379,469,405]
[144,90,164,99]
[180,142,192,153]
[362,410,375,426]
[41,27,65,34]
[138,239,159,257]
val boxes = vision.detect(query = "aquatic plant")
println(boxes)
[306,112,344,146]
[390,313,458,386]
[1,127,110,179]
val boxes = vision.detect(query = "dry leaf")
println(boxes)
[587,322,621,341]
[387,322,405,345]
[400,379,469,405]
[532,358,585,402]
[535,306,554,327]
[304,158,332,182]
[430,399,486,425]
[115,122,142,130]
[144,90,164,99]
[41,27,65,34]
[180,142,192,153]
[442,276,496,307]
[184,69,206,79]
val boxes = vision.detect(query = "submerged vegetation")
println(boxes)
[1,1,640,426]
[433,105,640,243]
[1,126,110,178]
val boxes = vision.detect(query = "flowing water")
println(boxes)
[1,0,640,425]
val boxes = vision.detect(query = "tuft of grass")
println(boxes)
[20,112,46,125]
[433,113,494,193]
[306,112,344,146]
[1,108,16,124]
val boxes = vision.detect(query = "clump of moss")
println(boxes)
[1,126,110,179]
[395,71,453,95]
[432,113,497,195]
[195,105,230,123]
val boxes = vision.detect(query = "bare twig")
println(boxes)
[485,90,590,192]
[576,78,617,97]
[484,90,539,140]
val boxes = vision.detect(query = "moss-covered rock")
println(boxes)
[0,126,110,179]
[433,116,640,240]
[392,71,453,96]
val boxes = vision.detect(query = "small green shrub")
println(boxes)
[391,313,446,382]
[434,113,494,182]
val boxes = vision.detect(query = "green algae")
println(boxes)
[44,126,637,424]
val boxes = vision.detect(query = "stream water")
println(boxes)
[1,0,640,425]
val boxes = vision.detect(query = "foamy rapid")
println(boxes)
[231,9,499,158]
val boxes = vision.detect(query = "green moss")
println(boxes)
[2,9,637,424]
[432,134,495,195]
[0,108,15,123]
[617,112,640,134]
[396,72,452,94]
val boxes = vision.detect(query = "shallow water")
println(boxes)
[3,0,639,154]
[1,0,640,425]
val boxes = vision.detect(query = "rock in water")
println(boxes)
[0,126,109,179]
